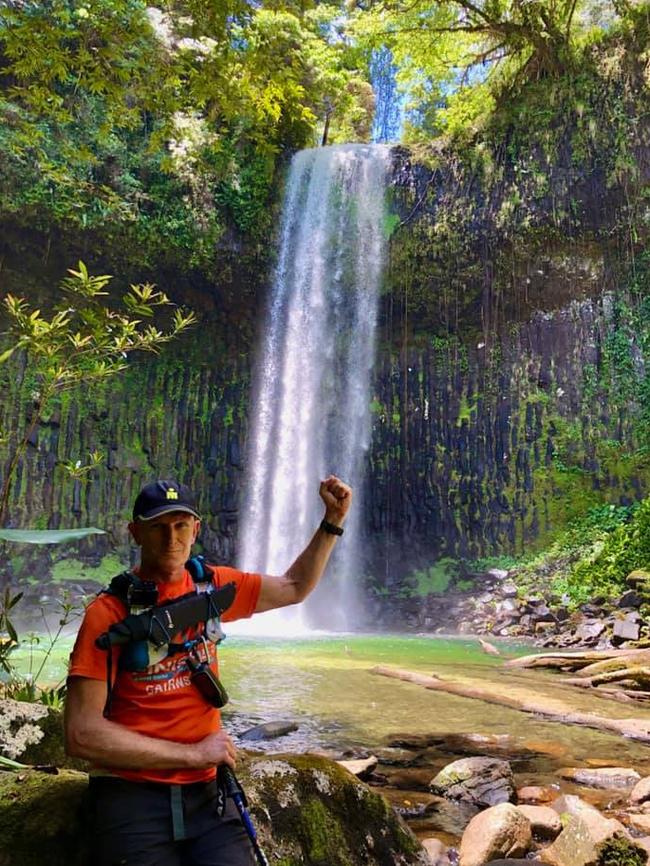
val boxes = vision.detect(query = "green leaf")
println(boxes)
[5,618,17,643]
[0,528,105,544]
[0,754,28,771]
[8,592,23,609]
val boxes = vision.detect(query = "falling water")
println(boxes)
[237,144,390,633]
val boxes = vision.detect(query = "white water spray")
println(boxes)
[236,144,390,634]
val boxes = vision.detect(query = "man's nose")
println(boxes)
[162,526,176,544]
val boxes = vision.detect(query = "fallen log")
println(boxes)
[504,648,650,671]
[561,666,650,690]
[595,688,650,705]
[370,665,650,743]
[576,657,648,678]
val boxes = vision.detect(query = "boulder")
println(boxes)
[612,619,641,643]
[631,777,650,804]
[337,755,378,778]
[240,720,299,741]
[495,599,519,617]
[618,590,643,609]
[458,803,531,866]
[0,754,430,866]
[374,747,418,766]
[573,622,605,643]
[418,794,479,838]
[626,571,650,589]
[557,767,641,789]
[541,794,647,866]
[517,786,558,804]
[421,837,449,866]
[626,814,650,834]
[530,603,555,622]
[516,805,562,839]
[430,757,515,808]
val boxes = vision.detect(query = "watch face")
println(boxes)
[205,618,225,644]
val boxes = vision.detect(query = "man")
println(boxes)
[65,475,351,866]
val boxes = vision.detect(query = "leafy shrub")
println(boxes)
[554,501,650,606]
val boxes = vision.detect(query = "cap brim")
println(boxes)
[135,505,201,521]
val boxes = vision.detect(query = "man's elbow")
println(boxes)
[64,716,100,759]
[290,585,312,604]
[281,575,311,606]
[64,722,87,758]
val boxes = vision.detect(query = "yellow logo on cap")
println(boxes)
[166,489,178,500]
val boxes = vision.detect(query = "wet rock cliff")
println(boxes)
[2,36,650,600]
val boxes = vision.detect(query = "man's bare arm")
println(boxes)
[64,677,236,770]
[255,475,352,613]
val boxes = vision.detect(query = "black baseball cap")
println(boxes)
[132,480,201,522]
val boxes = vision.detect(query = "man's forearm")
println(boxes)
[283,518,342,601]
[67,714,201,770]
[254,476,352,612]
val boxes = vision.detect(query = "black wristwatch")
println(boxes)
[320,519,344,536]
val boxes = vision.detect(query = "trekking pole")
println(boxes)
[219,765,270,866]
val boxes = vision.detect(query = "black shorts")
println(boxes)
[86,776,257,866]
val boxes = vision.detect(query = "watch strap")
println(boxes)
[320,519,344,536]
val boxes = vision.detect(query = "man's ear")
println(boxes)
[192,519,201,543]
[128,521,142,546]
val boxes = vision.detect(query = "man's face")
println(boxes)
[129,511,200,577]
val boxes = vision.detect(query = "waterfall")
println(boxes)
[237,144,390,633]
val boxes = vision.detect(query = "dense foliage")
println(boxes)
[0,0,372,269]
[489,500,649,608]
[351,0,648,142]
[1,0,647,269]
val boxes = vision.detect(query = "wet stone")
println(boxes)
[557,767,641,789]
[612,619,640,643]
[431,757,515,808]
[239,720,299,741]
[618,590,643,608]
[574,621,605,642]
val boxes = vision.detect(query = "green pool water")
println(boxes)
[15,632,650,773]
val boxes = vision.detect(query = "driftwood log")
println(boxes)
[503,648,650,671]
[370,665,650,742]
[503,649,650,703]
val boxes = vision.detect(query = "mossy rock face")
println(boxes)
[239,753,429,866]
[0,769,89,866]
[0,755,428,866]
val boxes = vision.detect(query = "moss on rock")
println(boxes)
[0,769,88,866]
[598,836,648,866]
[0,754,427,866]
[239,753,427,866]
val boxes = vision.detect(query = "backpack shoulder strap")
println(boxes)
[102,570,158,609]
[186,555,217,588]
[186,555,226,643]
[102,570,135,602]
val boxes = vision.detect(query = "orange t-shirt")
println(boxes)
[68,566,261,785]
